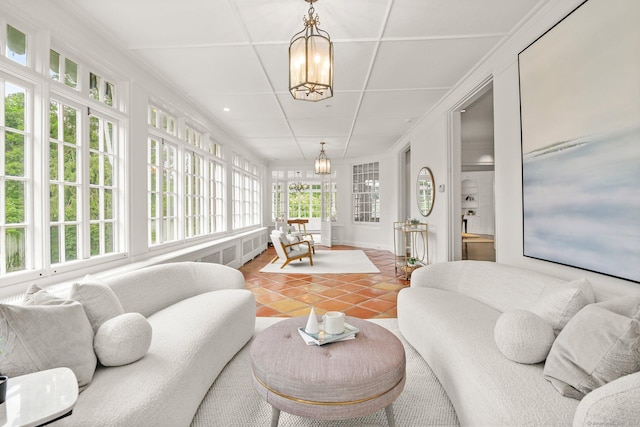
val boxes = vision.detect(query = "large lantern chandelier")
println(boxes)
[289,172,309,192]
[314,142,331,175]
[289,0,334,102]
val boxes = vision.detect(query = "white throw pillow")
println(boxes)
[70,274,124,333]
[494,309,555,364]
[544,296,640,400]
[3,285,96,391]
[530,278,595,335]
[94,313,152,366]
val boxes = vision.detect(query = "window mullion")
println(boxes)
[79,105,90,260]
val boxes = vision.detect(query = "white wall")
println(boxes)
[400,0,640,299]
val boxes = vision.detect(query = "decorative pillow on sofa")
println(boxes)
[70,274,125,333]
[94,312,153,366]
[543,296,640,400]
[530,278,595,335]
[494,309,555,364]
[2,285,96,391]
[23,283,65,305]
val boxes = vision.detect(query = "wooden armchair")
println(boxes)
[270,230,313,269]
[286,219,316,254]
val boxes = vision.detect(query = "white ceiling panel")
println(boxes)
[351,117,411,138]
[357,89,449,119]
[56,0,544,163]
[253,44,290,93]
[289,118,354,137]
[137,45,273,94]
[385,0,541,38]
[223,119,292,138]
[243,138,303,161]
[333,42,379,91]
[368,37,502,90]
[342,136,398,159]
[277,92,360,120]
[201,93,283,121]
[69,0,245,48]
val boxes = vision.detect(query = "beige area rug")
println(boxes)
[191,318,459,427]
[260,250,380,274]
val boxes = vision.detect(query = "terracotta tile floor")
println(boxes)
[240,245,410,319]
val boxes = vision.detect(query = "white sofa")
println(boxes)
[49,262,256,426]
[398,260,640,426]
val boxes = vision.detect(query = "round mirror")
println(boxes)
[417,167,435,217]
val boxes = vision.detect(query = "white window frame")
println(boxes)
[352,162,380,223]
[0,75,32,276]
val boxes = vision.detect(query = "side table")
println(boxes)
[0,367,78,427]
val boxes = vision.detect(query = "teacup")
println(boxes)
[323,311,345,335]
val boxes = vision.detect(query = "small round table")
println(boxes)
[250,317,406,426]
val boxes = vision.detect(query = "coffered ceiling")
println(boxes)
[60,0,542,163]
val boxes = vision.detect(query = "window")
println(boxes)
[147,105,179,246]
[352,162,380,223]
[149,105,176,136]
[50,99,121,263]
[208,158,225,233]
[89,72,115,107]
[287,184,323,219]
[148,107,229,244]
[49,50,79,90]
[231,154,260,230]
[271,171,285,222]
[147,137,178,245]
[231,169,241,229]
[1,79,29,273]
[184,150,204,238]
[0,16,126,284]
[49,100,81,263]
[88,113,117,256]
[324,181,338,222]
[5,24,27,66]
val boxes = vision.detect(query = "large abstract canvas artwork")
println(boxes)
[519,0,640,283]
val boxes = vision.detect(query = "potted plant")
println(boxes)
[410,218,420,225]
[408,257,417,266]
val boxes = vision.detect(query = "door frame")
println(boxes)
[446,76,494,261]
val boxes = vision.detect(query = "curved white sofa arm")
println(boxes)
[573,371,640,427]
[105,261,246,317]
[409,261,464,292]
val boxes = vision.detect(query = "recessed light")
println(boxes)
[460,109,466,113]
[223,107,230,112]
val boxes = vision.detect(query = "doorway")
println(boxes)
[450,81,496,262]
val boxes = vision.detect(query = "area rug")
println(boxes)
[260,250,380,274]
[191,318,459,427]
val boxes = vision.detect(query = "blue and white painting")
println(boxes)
[519,0,640,283]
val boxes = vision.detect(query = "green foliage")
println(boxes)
[3,94,116,269]
[4,92,26,228]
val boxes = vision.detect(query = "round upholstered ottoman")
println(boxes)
[250,316,406,426]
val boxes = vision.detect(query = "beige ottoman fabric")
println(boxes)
[251,316,406,421]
